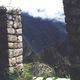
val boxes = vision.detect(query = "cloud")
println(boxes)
[0,0,65,22]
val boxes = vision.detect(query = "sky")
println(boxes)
[0,0,65,22]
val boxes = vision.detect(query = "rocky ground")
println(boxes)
[32,77,70,80]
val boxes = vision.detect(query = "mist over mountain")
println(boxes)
[21,12,67,53]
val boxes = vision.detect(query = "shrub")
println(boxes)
[8,64,32,80]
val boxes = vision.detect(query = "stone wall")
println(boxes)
[7,9,23,72]
[63,0,80,79]
[0,7,23,73]
[63,0,80,67]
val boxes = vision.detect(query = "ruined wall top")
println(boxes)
[0,6,21,15]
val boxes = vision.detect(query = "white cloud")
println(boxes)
[0,0,65,22]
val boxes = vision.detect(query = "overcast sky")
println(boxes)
[0,0,65,22]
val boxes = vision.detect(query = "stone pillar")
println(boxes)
[0,6,23,75]
[7,9,23,72]
[63,0,80,80]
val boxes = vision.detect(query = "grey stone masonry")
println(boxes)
[7,9,23,72]
[63,0,80,66]
[63,0,80,80]
[0,7,23,79]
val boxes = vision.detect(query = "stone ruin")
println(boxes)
[63,0,80,80]
[0,6,23,75]
[7,9,23,72]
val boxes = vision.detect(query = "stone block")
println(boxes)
[17,22,22,28]
[46,77,55,80]
[16,28,22,34]
[14,21,22,28]
[9,57,16,66]
[8,42,23,48]
[8,35,17,42]
[14,48,23,56]
[32,77,43,80]
[18,15,21,21]
[18,35,22,42]
[7,14,12,20]
[13,15,21,21]
[9,48,23,58]
[7,20,13,28]
[15,63,23,70]
[9,67,14,73]
[8,42,18,48]
[56,78,70,80]
[16,55,23,63]
[8,49,14,58]
[14,22,18,28]
[7,27,15,34]
[18,42,23,48]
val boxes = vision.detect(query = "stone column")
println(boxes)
[7,9,23,72]
[63,0,80,80]
[0,7,23,79]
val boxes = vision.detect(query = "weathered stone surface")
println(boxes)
[8,49,14,58]
[34,77,43,80]
[8,42,18,48]
[8,9,21,15]
[15,63,23,70]
[8,42,23,48]
[16,28,22,34]
[18,35,22,42]
[14,22,18,28]
[29,62,55,77]
[14,48,23,56]
[17,22,22,28]
[14,21,22,28]
[13,15,21,21]
[8,35,17,42]
[63,0,80,79]
[56,78,70,80]
[7,28,15,34]
[9,49,23,58]
[18,42,23,48]
[7,20,13,28]
[16,55,23,63]
[18,15,21,21]
[9,57,16,66]
[7,11,23,71]
[32,77,70,80]
[0,7,23,73]
[7,14,12,20]
[9,67,14,73]
[46,77,55,80]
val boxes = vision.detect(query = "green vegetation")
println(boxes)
[2,63,70,80]
[8,64,32,80]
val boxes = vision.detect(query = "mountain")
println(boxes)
[21,12,67,53]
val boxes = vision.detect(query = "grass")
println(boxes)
[3,63,70,80]
[8,64,32,80]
